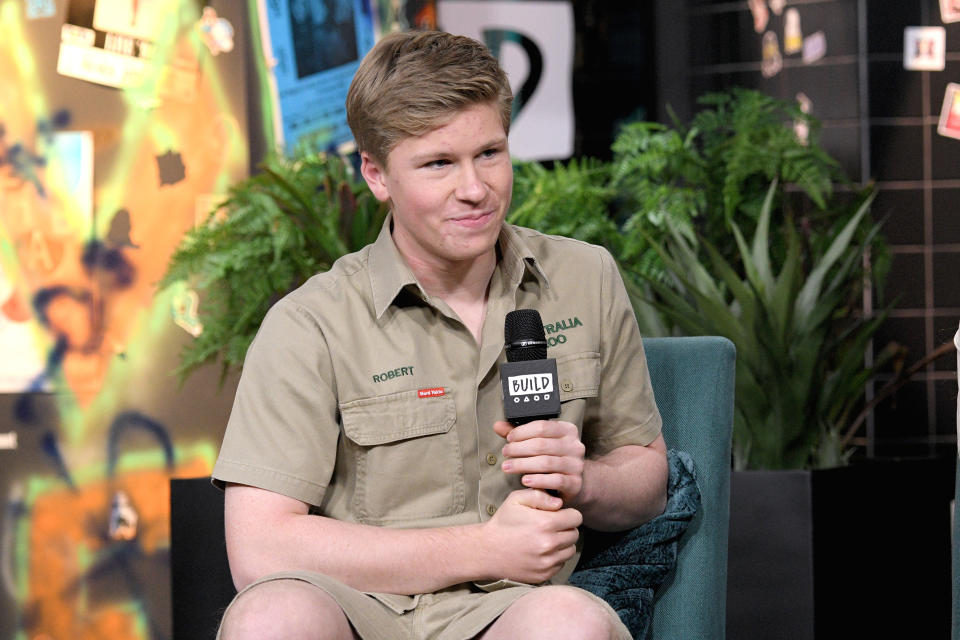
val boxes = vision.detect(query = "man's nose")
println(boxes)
[455,163,487,202]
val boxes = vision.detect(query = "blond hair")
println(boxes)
[346,30,513,166]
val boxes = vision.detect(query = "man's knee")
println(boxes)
[489,585,622,640]
[533,586,617,638]
[220,579,355,640]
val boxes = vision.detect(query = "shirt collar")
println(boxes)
[368,214,551,319]
[497,222,551,291]
[369,214,422,319]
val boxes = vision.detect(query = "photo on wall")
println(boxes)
[938,82,960,141]
[254,0,378,152]
[289,0,359,78]
[941,0,960,23]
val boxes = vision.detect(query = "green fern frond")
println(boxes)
[160,151,387,382]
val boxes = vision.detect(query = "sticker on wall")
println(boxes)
[903,26,946,71]
[749,0,769,33]
[26,0,57,19]
[941,0,960,23]
[171,285,204,337]
[0,431,17,450]
[196,7,235,56]
[783,8,803,55]
[768,0,786,16]
[108,489,139,541]
[938,83,960,141]
[802,30,827,64]
[794,92,812,146]
[761,31,783,78]
[56,0,200,99]
[156,149,186,186]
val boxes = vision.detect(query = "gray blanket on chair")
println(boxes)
[568,449,701,639]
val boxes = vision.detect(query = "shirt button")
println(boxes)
[487,504,497,516]
[561,381,573,392]
[486,453,498,465]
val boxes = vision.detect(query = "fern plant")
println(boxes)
[508,157,620,252]
[610,89,863,285]
[160,152,387,381]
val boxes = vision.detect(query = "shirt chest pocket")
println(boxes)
[556,352,601,430]
[340,390,465,526]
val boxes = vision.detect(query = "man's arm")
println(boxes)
[572,437,667,531]
[224,482,582,593]
[496,420,668,532]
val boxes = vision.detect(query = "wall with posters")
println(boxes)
[0,0,446,637]
[0,1,250,638]
[660,0,960,459]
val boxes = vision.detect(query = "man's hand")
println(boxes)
[480,488,582,584]
[494,420,586,503]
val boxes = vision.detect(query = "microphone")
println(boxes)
[501,309,561,425]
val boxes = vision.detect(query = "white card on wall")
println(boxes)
[438,0,575,161]
[903,26,946,71]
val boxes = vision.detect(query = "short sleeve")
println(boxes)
[581,247,662,456]
[212,298,339,506]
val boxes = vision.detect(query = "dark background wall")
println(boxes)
[646,0,960,460]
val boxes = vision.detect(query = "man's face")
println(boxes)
[360,102,513,272]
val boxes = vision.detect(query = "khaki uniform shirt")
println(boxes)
[212,218,662,552]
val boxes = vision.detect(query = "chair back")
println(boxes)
[170,478,233,640]
[644,336,735,640]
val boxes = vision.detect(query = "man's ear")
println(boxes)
[359,152,390,203]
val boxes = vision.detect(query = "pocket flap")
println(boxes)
[340,389,456,446]
[556,352,601,401]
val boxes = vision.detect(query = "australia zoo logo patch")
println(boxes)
[543,317,583,346]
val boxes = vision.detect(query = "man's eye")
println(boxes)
[425,159,450,168]
[480,148,500,159]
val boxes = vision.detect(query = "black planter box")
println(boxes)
[727,457,955,640]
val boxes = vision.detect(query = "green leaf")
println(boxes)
[794,191,875,327]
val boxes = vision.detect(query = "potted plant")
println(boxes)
[614,91,952,640]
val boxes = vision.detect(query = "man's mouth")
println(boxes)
[450,210,495,227]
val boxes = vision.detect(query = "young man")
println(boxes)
[212,31,667,640]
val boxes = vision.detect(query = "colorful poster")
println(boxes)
[1,1,249,636]
[256,0,376,152]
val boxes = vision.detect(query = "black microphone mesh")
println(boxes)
[505,309,547,361]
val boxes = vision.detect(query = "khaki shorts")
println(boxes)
[216,571,631,640]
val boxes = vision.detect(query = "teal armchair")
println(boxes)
[644,336,735,640]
